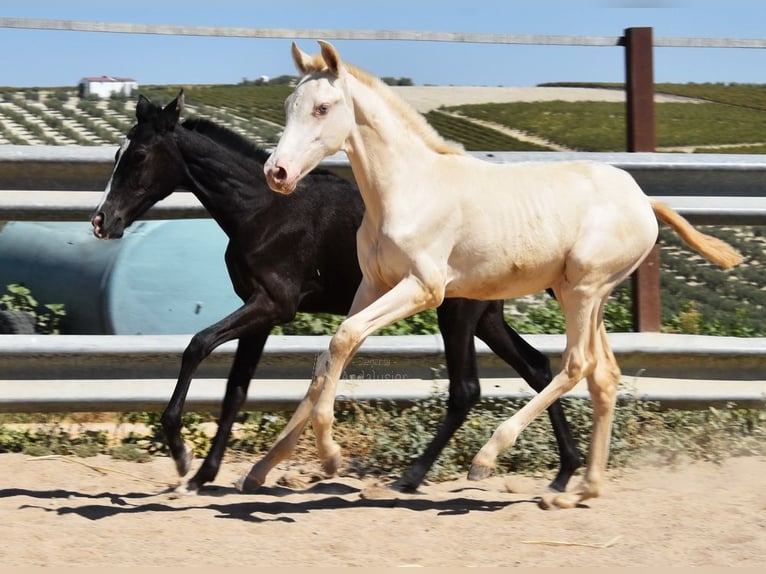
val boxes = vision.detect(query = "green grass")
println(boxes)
[655,82,766,112]
[424,110,551,151]
[443,100,766,152]
[542,81,766,112]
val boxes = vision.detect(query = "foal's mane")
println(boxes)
[180,117,272,164]
[301,54,464,156]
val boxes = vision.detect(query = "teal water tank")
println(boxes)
[0,220,241,334]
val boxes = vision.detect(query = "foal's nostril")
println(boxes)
[274,166,288,182]
[91,213,106,238]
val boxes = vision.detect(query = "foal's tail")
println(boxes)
[651,200,743,269]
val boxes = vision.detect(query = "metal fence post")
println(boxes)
[625,26,661,332]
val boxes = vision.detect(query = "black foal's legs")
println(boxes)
[474,301,583,492]
[160,298,280,486]
[182,331,270,493]
[392,299,485,492]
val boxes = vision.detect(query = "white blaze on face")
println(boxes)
[95,137,131,212]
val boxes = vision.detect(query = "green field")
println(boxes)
[441,100,766,152]
[2,81,766,152]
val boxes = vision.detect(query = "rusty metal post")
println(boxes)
[625,26,661,332]
[625,27,656,152]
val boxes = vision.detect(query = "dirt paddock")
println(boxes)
[0,452,764,567]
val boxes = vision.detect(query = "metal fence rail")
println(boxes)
[3,17,766,49]
[1,333,764,412]
[2,190,765,226]
[2,148,766,224]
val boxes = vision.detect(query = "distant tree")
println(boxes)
[381,77,414,86]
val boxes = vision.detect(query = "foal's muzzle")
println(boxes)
[91,212,124,239]
[264,162,297,195]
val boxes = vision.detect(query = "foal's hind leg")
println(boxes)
[540,324,620,509]
[467,287,603,489]
[391,298,485,492]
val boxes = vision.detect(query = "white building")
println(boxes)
[78,76,138,99]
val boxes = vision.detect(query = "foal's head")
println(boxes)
[264,41,461,195]
[264,41,355,195]
[91,91,185,239]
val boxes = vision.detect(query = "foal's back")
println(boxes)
[436,159,658,300]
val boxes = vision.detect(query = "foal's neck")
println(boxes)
[174,128,270,235]
[344,75,437,216]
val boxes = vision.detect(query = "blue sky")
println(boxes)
[0,0,764,88]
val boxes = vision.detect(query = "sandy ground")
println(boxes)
[1,452,763,567]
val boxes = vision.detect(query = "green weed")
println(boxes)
[0,284,66,334]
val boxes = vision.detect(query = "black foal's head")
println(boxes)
[91,90,186,239]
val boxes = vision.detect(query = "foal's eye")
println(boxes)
[314,103,330,116]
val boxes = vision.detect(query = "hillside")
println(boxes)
[3,83,766,152]
[0,82,764,334]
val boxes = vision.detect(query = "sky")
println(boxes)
[0,0,764,88]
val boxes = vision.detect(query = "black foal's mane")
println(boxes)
[180,116,335,177]
[180,117,272,164]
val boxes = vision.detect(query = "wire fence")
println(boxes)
[1,17,765,48]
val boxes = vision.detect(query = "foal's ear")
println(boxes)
[160,89,184,131]
[318,40,343,75]
[291,42,312,75]
[135,94,156,122]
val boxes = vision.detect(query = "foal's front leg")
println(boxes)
[181,331,269,494]
[162,286,290,492]
[236,276,439,491]
[161,311,261,478]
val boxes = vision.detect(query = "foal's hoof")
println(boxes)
[169,482,199,499]
[467,463,494,481]
[389,476,421,494]
[234,472,263,493]
[538,491,580,510]
[173,443,195,477]
[321,450,342,477]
